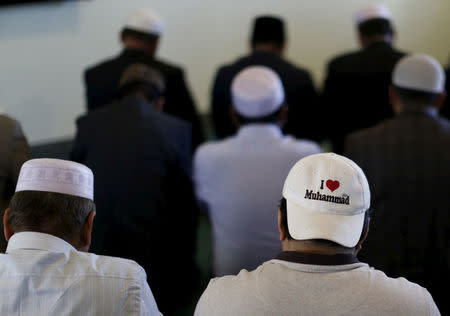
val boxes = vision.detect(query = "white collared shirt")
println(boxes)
[0,232,161,316]
[194,124,322,276]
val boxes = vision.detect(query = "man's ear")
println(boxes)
[278,209,286,241]
[3,208,14,242]
[389,85,402,114]
[436,91,447,110]
[355,219,370,253]
[230,107,240,128]
[155,96,165,111]
[78,210,95,252]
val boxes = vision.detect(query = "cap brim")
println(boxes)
[286,200,365,248]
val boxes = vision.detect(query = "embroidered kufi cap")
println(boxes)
[15,159,94,200]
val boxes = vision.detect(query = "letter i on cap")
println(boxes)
[15,158,94,200]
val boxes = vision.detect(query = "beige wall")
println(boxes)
[0,0,449,143]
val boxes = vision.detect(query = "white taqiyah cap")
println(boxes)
[15,159,94,200]
[392,54,446,94]
[231,66,285,118]
[354,3,392,24]
[124,9,164,36]
[282,153,370,247]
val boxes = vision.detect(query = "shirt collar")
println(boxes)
[6,232,76,257]
[364,41,393,51]
[398,106,439,119]
[236,124,283,140]
[275,251,359,266]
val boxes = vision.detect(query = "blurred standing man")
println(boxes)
[84,8,204,148]
[195,153,440,315]
[211,15,321,141]
[440,61,450,118]
[72,64,199,316]
[322,3,406,153]
[345,54,449,315]
[1,158,161,315]
[194,66,321,277]
[0,114,31,252]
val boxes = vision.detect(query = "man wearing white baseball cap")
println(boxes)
[194,153,440,315]
[83,8,204,149]
[345,53,449,315]
[0,158,161,315]
[322,3,406,154]
[194,66,321,277]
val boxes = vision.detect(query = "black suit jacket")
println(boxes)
[71,96,199,314]
[84,49,204,148]
[323,42,406,153]
[211,50,321,141]
[344,109,450,315]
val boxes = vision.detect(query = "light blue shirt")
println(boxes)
[194,124,322,276]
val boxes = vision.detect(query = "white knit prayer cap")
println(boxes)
[15,159,94,201]
[354,3,392,25]
[124,9,164,36]
[231,66,285,118]
[392,54,446,94]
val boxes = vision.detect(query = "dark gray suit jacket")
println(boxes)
[70,96,199,314]
[344,109,450,315]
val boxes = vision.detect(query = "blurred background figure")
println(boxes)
[0,113,31,253]
[72,64,199,316]
[440,56,450,118]
[83,8,204,149]
[1,158,161,315]
[344,53,449,315]
[322,3,406,153]
[194,66,321,277]
[211,15,321,142]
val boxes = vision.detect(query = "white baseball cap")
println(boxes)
[15,159,94,201]
[392,54,446,94]
[354,3,392,25]
[124,9,164,36]
[282,153,370,247]
[231,66,285,118]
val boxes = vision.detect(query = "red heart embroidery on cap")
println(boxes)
[326,180,340,192]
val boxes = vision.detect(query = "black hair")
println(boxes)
[9,191,95,244]
[116,81,163,103]
[236,106,284,125]
[121,28,159,45]
[250,16,285,48]
[279,197,371,248]
[393,86,441,105]
[358,18,393,37]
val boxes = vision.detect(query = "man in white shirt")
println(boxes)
[194,66,322,277]
[0,158,161,315]
[195,153,440,315]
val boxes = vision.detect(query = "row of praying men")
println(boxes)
[0,3,449,316]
